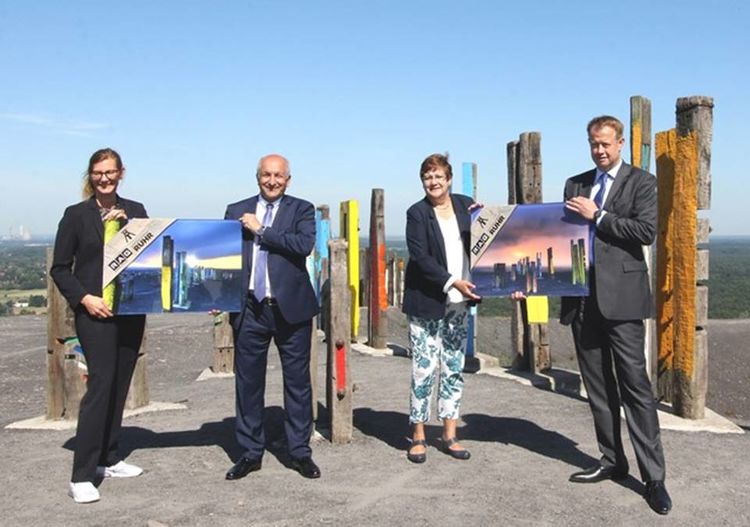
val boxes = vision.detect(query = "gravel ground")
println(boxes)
[0,312,748,525]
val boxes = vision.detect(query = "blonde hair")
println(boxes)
[82,148,123,199]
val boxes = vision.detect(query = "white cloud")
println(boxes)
[0,112,110,136]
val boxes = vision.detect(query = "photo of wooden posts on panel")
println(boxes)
[470,203,591,297]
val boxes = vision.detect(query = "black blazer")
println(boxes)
[402,193,474,320]
[51,196,148,310]
[560,162,656,324]
[225,194,319,326]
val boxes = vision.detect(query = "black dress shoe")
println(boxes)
[291,457,321,479]
[569,464,628,483]
[645,481,672,515]
[225,457,262,480]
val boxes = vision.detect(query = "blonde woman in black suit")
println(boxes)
[51,148,147,503]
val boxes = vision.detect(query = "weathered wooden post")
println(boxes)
[507,142,525,369]
[395,257,405,308]
[326,239,353,443]
[212,312,234,374]
[507,133,550,372]
[315,205,331,331]
[630,96,658,386]
[655,128,677,402]
[386,250,397,306]
[672,96,713,419]
[339,200,360,341]
[367,189,388,349]
[462,162,480,372]
[125,332,150,410]
[46,248,70,419]
[359,247,369,310]
[46,248,150,418]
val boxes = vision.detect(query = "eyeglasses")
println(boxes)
[421,174,447,182]
[90,169,120,180]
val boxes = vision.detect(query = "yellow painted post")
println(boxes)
[339,200,360,341]
[672,96,713,419]
[655,129,677,402]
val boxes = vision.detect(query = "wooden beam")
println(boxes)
[212,312,234,374]
[326,239,353,443]
[672,96,713,419]
[506,141,525,369]
[367,189,388,349]
[517,132,549,373]
[45,248,68,419]
[630,95,657,386]
[339,200,361,341]
[655,129,677,402]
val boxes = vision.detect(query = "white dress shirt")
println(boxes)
[249,195,283,297]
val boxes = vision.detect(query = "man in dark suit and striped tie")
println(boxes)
[562,116,672,515]
[223,154,321,480]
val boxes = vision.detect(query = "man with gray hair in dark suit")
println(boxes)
[223,154,321,481]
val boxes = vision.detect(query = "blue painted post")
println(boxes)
[315,205,331,330]
[462,162,480,373]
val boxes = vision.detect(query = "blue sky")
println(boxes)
[1,1,747,238]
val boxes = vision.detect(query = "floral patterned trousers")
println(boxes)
[408,303,468,424]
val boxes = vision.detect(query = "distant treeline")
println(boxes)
[1,238,748,318]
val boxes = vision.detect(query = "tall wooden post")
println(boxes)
[125,332,150,410]
[339,200,360,341]
[46,247,149,418]
[506,141,525,369]
[315,205,331,330]
[359,247,369,309]
[671,96,713,419]
[46,248,70,419]
[367,189,388,349]
[655,128,677,402]
[212,312,234,374]
[462,162,480,372]
[630,95,658,386]
[326,239,353,443]
[508,132,550,373]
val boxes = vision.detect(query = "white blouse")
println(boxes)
[436,213,470,304]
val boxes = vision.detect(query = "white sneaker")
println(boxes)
[68,482,100,504]
[96,460,143,478]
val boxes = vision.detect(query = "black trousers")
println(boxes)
[234,297,313,460]
[71,311,145,482]
[572,291,666,482]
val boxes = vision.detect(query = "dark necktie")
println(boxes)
[593,172,608,209]
[253,203,274,301]
[590,173,608,264]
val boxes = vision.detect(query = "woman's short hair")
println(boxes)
[82,148,123,199]
[419,153,452,180]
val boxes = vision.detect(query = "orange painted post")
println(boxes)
[672,96,713,419]
[655,129,677,402]
[367,189,388,349]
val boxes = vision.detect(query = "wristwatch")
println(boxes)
[257,226,266,238]
[592,209,603,223]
